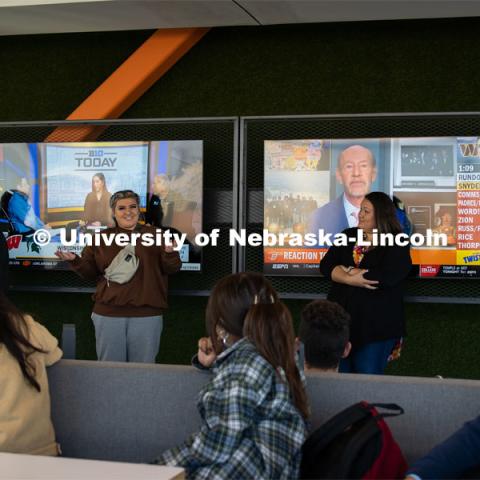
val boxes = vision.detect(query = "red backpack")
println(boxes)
[301,402,407,479]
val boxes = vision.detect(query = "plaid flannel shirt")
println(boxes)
[157,338,307,479]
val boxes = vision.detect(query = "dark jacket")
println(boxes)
[320,227,412,347]
[407,415,480,479]
[0,233,9,293]
[145,194,164,228]
[309,195,349,240]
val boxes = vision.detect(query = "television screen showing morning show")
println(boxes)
[264,137,480,278]
[0,141,203,271]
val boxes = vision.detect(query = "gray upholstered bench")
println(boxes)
[48,360,480,464]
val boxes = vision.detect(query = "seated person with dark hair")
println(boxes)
[299,299,351,372]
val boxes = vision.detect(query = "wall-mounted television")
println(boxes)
[264,136,480,278]
[0,140,203,272]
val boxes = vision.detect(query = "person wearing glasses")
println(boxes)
[56,190,181,363]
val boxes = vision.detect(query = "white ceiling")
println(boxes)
[0,0,479,35]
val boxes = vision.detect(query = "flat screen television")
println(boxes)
[0,140,203,272]
[263,136,480,278]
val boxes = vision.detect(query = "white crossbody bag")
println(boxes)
[104,244,139,285]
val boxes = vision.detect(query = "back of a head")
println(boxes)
[0,293,43,391]
[206,272,308,418]
[0,292,22,335]
[300,300,350,371]
[206,272,278,355]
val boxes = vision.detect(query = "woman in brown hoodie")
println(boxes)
[56,190,181,363]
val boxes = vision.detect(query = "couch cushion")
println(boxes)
[48,360,480,464]
[48,360,207,463]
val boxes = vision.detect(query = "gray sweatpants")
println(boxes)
[91,313,163,363]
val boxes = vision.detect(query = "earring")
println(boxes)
[216,326,230,347]
[221,333,230,347]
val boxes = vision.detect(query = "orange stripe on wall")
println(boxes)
[46,28,209,142]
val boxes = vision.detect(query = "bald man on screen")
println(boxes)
[309,145,377,238]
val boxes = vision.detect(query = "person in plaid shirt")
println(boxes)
[155,272,309,479]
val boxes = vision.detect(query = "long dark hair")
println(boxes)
[206,272,279,355]
[0,293,45,391]
[206,272,309,419]
[365,191,402,235]
[244,301,310,419]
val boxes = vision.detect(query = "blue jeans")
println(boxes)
[339,338,397,375]
[91,313,163,363]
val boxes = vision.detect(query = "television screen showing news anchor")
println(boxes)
[263,136,479,278]
[0,140,203,272]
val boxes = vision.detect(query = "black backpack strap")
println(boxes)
[303,402,370,453]
[302,403,372,479]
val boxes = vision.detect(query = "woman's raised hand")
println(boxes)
[55,249,76,262]
[198,337,217,368]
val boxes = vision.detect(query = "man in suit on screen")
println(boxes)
[309,145,377,240]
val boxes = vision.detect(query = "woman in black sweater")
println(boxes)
[320,192,412,374]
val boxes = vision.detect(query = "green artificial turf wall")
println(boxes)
[9,291,480,380]
[2,18,480,121]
